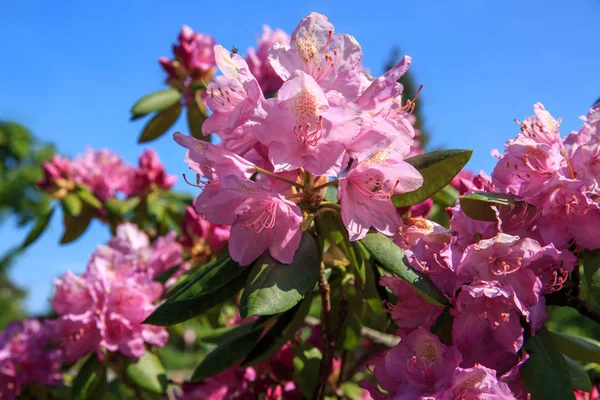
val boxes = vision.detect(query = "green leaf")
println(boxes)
[105,197,141,216]
[583,249,600,305]
[521,328,575,400]
[239,232,321,318]
[391,149,472,207]
[71,354,107,400]
[324,185,338,203]
[60,206,93,244]
[197,317,272,344]
[293,345,323,398]
[341,382,369,400]
[359,232,449,307]
[459,192,520,222]
[169,256,246,302]
[187,99,209,141]
[124,352,167,394]
[131,88,181,116]
[564,355,592,392]
[138,103,182,143]
[21,205,55,248]
[75,185,102,210]
[144,266,251,326]
[242,296,312,366]
[62,193,83,216]
[191,322,264,381]
[551,330,600,364]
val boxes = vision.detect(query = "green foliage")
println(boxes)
[137,103,182,143]
[391,149,472,207]
[459,192,521,221]
[521,328,575,400]
[239,232,321,318]
[130,88,181,117]
[359,232,449,307]
[293,344,323,398]
[71,354,107,400]
[124,352,168,394]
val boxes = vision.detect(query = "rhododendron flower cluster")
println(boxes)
[38,148,176,201]
[370,102,600,399]
[0,320,62,399]
[175,12,424,266]
[50,222,176,360]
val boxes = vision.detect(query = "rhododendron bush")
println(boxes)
[3,12,600,400]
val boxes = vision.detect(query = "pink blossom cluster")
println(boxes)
[159,25,217,82]
[38,148,176,201]
[179,200,231,262]
[49,222,179,361]
[176,12,424,266]
[370,102,600,399]
[0,319,62,399]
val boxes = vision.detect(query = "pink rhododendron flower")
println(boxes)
[0,319,62,399]
[71,148,132,201]
[197,175,302,265]
[437,364,516,399]
[121,149,177,197]
[397,218,462,296]
[37,154,75,198]
[251,70,362,175]
[180,202,230,261]
[574,384,600,400]
[348,56,415,161]
[456,233,543,309]
[160,25,216,79]
[371,328,462,399]
[338,144,423,241]
[202,46,264,144]
[380,275,444,331]
[269,12,363,99]
[451,282,526,374]
[246,25,290,94]
[49,224,171,360]
[174,132,256,182]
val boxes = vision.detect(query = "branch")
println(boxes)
[313,263,333,400]
[567,298,600,324]
[304,316,400,348]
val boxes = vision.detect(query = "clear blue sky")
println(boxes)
[1,0,599,313]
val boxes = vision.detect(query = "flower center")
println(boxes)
[238,200,277,233]
[292,89,324,146]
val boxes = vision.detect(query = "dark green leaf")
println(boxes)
[197,317,272,344]
[21,205,55,248]
[124,352,167,394]
[60,206,93,244]
[360,232,449,307]
[240,232,321,318]
[138,103,182,143]
[521,328,575,400]
[62,193,83,216]
[551,330,600,364]
[584,249,600,305]
[293,345,322,398]
[170,256,246,302]
[75,185,102,210]
[72,354,107,400]
[105,197,141,216]
[144,267,251,326]
[391,149,472,207]
[459,192,521,222]
[564,356,592,392]
[187,99,209,141]
[131,88,181,116]
[242,296,312,366]
[191,323,264,381]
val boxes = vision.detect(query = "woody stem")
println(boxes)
[313,179,339,192]
[313,262,333,400]
[254,167,303,188]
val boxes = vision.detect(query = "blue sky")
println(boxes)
[1,0,599,313]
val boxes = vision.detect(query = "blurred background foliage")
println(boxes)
[0,121,55,328]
